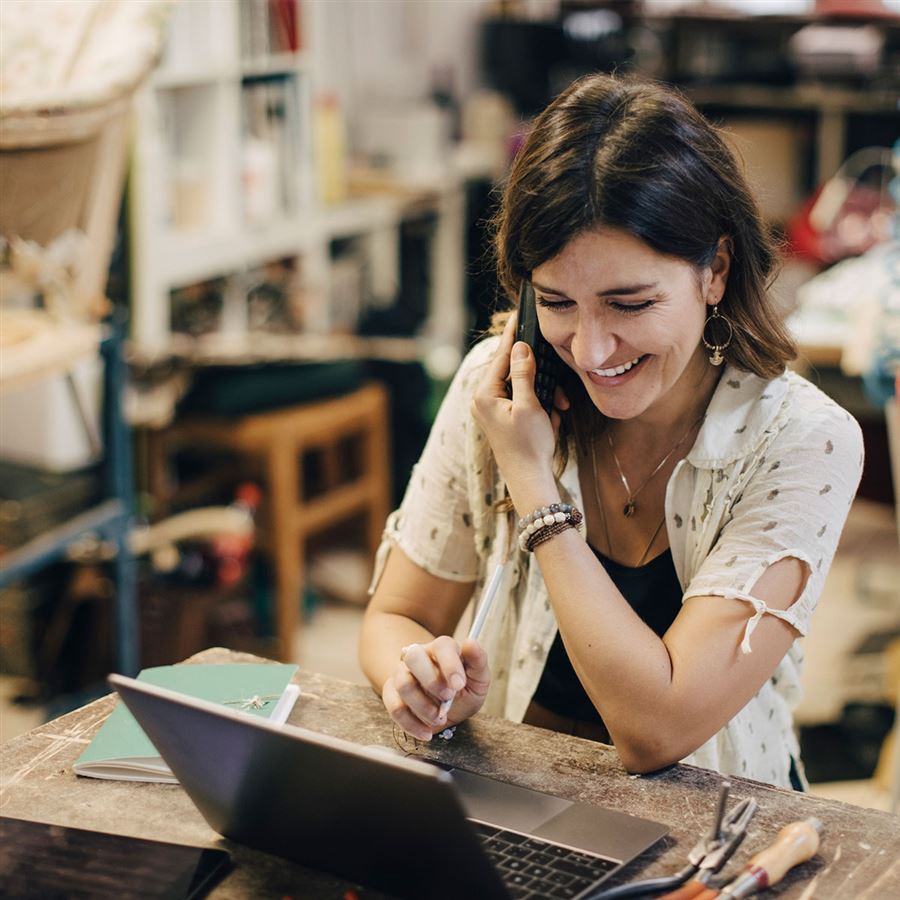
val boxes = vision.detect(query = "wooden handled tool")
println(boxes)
[717,817,823,898]
[656,883,719,899]
[658,817,822,900]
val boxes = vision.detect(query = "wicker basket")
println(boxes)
[0,0,171,305]
[0,99,132,306]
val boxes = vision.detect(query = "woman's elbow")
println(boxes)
[613,731,692,775]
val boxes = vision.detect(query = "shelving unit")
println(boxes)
[0,322,137,676]
[128,0,468,367]
[0,0,164,678]
[685,83,900,199]
[123,0,475,660]
[129,0,313,352]
[683,79,898,341]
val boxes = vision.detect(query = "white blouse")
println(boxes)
[370,337,864,788]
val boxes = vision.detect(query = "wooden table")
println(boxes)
[1,649,898,898]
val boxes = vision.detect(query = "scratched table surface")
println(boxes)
[1,648,897,899]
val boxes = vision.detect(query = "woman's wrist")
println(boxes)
[360,610,434,695]
[517,503,583,552]
[509,480,563,520]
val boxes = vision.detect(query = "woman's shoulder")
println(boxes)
[778,369,863,448]
[428,335,501,429]
[749,370,865,486]
[463,333,502,369]
[693,365,863,470]
[452,334,502,393]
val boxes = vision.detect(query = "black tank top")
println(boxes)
[531,546,683,724]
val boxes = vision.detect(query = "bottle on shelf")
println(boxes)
[313,93,348,205]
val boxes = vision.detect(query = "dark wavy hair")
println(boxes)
[490,73,796,462]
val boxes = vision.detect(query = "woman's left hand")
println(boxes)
[471,314,569,511]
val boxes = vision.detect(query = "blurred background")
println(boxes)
[1,0,898,810]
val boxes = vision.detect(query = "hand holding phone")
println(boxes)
[515,281,561,415]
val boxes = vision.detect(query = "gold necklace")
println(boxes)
[606,414,704,517]
[590,439,613,557]
[591,439,667,567]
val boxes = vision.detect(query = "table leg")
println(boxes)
[365,398,391,560]
[267,442,302,662]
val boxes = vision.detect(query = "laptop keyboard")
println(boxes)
[471,821,620,899]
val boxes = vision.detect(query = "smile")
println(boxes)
[590,355,645,378]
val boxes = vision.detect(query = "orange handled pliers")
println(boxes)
[587,781,757,900]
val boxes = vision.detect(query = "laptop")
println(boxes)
[109,674,668,900]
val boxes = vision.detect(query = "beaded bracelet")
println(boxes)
[517,503,583,552]
[527,519,576,551]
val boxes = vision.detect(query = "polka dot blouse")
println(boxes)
[370,338,864,788]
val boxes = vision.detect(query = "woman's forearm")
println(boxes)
[531,524,799,772]
[530,528,681,765]
[358,609,439,696]
[510,483,677,752]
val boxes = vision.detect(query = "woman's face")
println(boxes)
[531,227,724,423]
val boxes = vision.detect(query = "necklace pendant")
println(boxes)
[623,500,636,518]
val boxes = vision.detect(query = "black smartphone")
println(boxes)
[515,280,561,415]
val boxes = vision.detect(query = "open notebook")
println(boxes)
[75,663,299,783]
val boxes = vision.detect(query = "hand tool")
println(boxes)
[658,815,823,899]
[715,817,823,898]
[588,781,757,899]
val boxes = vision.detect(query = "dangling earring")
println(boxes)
[702,304,733,366]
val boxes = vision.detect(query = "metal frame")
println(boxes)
[0,318,138,675]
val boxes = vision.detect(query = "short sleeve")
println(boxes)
[370,338,499,587]
[684,402,864,642]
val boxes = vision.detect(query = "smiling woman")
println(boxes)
[529,227,721,425]
[359,74,864,790]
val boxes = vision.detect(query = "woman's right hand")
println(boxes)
[381,636,491,741]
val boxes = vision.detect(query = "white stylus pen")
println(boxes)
[437,561,509,720]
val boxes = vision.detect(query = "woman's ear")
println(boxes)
[707,236,732,306]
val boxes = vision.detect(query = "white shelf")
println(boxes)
[128,331,431,367]
[241,51,310,79]
[129,0,468,360]
[153,67,238,91]
[149,193,446,290]
[156,217,319,287]
[318,195,425,240]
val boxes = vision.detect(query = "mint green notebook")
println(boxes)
[74,663,299,783]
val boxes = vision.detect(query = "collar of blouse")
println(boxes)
[681,364,790,470]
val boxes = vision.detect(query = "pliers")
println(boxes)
[586,781,758,900]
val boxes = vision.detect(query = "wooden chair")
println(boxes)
[146,383,391,661]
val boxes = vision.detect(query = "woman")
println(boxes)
[359,74,863,789]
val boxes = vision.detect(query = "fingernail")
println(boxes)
[440,689,454,702]
[450,674,465,691]
[512,342,528,360]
